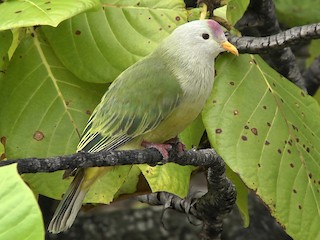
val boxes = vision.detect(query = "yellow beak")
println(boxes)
[221,41,239,56]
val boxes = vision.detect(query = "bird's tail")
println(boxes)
[48,169,87,234]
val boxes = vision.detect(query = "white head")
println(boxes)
[159,20,238,65]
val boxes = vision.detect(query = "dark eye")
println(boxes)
[202,33,210,40]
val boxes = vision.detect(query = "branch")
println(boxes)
[0,148,220,174]
[233,0,307,91]
[138,155,236,240]
[227,23,320,54]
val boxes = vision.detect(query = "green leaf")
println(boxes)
[0,164,44,240]
[139,163,193,198]
[225,165,249,227]
[226,0,250,26]
[42,0,189,83]
[0,29,108,199]
[203,54,320,240]
[179,115,205,149]
[274,0,320,27]
[0,0,100,30]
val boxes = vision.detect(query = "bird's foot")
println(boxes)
[141,140,172,160]
[164,136,186,157]
[141,137,186,160]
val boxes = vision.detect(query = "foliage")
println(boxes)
[0,164,44,240]
[0,0,319,239]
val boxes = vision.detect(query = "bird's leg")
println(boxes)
[141,137,186,160]
[141,140,172,160]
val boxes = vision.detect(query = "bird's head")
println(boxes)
[163,20,238,60]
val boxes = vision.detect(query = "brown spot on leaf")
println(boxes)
[262,105,267,110]
[215,128,222,134]
[296,138,300,142]
[148,17,151,20]
[290,163,294,168]
[0,136,6,146]
[212,100,217,104]
[251,128,258,136]
[75,30,81,35]
[287,149,291,154]
[241,135,247,141]
[298,205,302,210]
[258,163,261,167]
[229,81,235,86]
[233,110,239,115]
[86,110,92,115]
[265,140,270,145]
[31,33,35,37]
[15,10,22,13]
[272,82,276,87]
[293,189,297,194]
[306,147,310,153]
[175,16,181,21]
[244,125,249,129]
[33,131,44,141]
[292,124,298,131]
[159,27,163,31]
[249,59,256,64]
[268,88,272,92]
[267,122,271,127]
[46,8,51,10]
[45,1,51,3]
[168,25,171,28]
[309,173,313,179]
[301,91,305,97]
[277,149,282,154]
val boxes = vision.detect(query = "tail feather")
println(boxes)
[48,169,88,233]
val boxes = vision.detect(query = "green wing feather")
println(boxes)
[77,54,183,153]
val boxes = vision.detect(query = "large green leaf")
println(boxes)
[0,29,108,199]
[0,164,44,240]
[203,54,320,240]
[42,0,191,83]
[0,0,100,30]
[274,0,320,27]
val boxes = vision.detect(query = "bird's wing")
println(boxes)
[77,55,183,153]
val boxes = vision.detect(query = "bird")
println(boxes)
[48,19,238,233]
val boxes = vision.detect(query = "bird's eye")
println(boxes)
[202,33,210,40]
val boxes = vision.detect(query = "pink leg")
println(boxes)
[141,140,172,159]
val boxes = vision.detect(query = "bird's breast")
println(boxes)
[143,71,214,143]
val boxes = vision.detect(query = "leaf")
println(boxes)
[203,54,320,240]
[139,163,193,198]
[0,164,44,240]
[225,165,249,227]
[42,0,189,83]
[0,0,100,30]
[179,114,205,149]
[226,0,250,26]
[274,0,320,27]
[0,29,108,199]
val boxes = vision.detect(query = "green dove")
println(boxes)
[48,19,238,233]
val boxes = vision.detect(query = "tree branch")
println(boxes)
[0,148,221,174]
[233,0,307,91]
[227,23,320,54]
[138,155,236,240]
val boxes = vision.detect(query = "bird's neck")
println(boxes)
[154,44,216,103]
